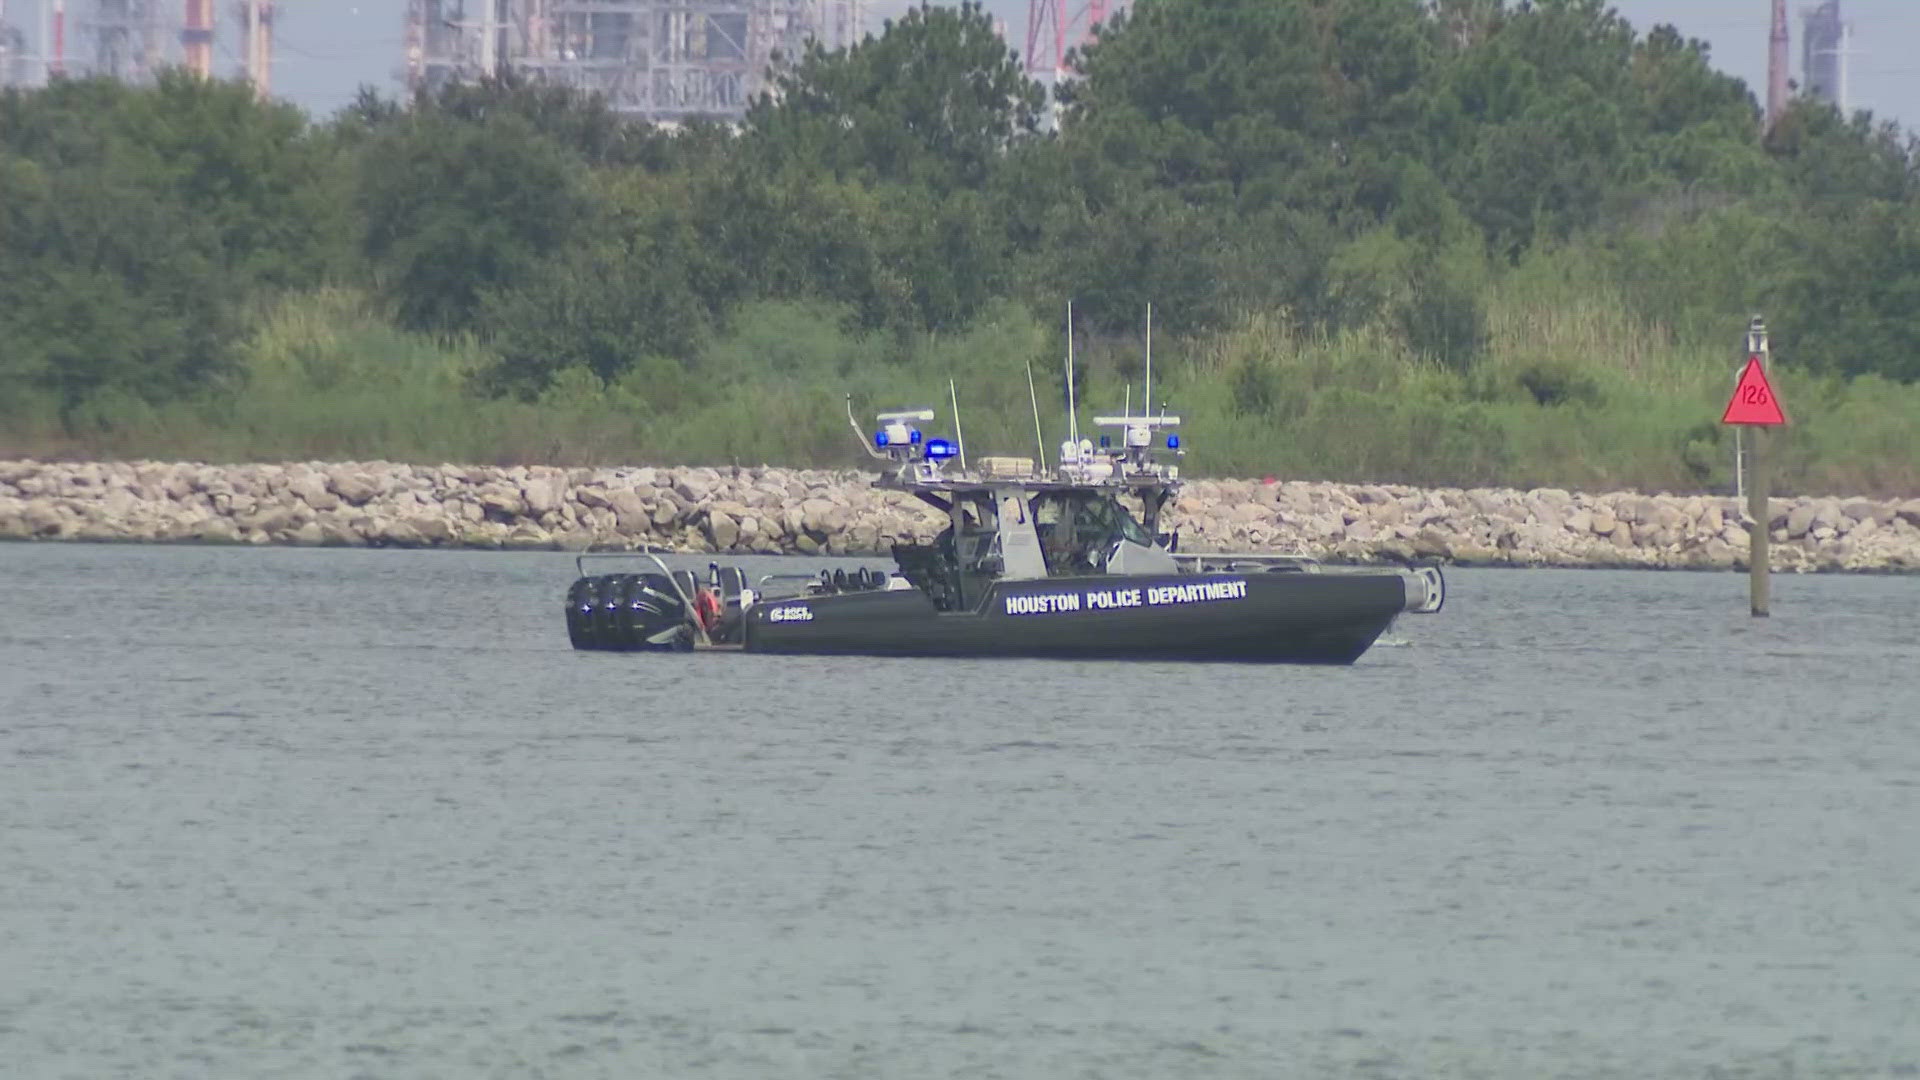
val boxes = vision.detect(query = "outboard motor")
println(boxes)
[564,572,691,651]
[565,575,603,649]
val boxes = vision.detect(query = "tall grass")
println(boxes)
[5,278,1918,496]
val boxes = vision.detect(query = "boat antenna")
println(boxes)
[1025,361,1047,470]
[1145,302,1154,421]
[846,394,887,460]
[1065,301,1078,446]
[948,377,967,471]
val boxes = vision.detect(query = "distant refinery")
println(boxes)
[0,2,1858,126]
[0,1,274,96]
[0,0,1112,118]
[402,1,866,120]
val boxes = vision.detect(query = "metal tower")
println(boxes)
[1800,0,1847,112]
[1023,0,1116,77]
[82,0,172,82]
[1767,0,1788,130]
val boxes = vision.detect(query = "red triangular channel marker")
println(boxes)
[1722,355,1787,426]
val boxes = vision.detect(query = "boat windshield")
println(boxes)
[1032,492,1153,575]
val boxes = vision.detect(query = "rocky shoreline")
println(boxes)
[3,459,1919,572]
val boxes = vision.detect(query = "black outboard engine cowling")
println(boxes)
[565,572,690,651]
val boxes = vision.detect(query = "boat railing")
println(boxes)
[1173,552,1324,574]
[1172,552,1445,614]
[753,572,824,600]
[574,547,713,647]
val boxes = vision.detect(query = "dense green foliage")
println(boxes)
[4,0,1920,493]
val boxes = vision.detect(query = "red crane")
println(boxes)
[1024,0,1117,77]
[51,0,65,78]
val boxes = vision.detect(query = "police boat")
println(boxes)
[562,403,1444,665]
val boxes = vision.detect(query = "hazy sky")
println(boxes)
[8,1,1917,130]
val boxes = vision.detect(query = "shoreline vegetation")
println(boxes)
[4,286,1917,498]
[6,3,1920,499]
[6,459,1920,574]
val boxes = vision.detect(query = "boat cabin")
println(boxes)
[888,481,1180,612]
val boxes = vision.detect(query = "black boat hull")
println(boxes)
[743,572,1412,665]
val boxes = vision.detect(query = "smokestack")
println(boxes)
[183,0,214,78]
[51,0,64,78]
[241,0,272,99]
[1767,0,1789,131]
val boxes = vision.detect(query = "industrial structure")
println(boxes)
[83,0,169,83]
[0,0,270,91]
[1767,0,1789,130]
[1023,0,1122,78]
[235,0,269,97]
[403,1,866,122]
[1800,0,1848,112]
[0,1,26,87]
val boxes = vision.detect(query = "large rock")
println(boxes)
[196,517,242,544]
[673,474,712,504]
[1841,498,1880,523]
[236,506,297,536]
[408,515,454,543]
[1810,500,1847,534]
[0,497,27,539]
[607,490,651,533]
[523,475,563,516]
[1411,528,1453,560]
[288,472,340,512]
[327,470,380,506]
[705,510,740,550]
[1785,503,1818,539]
[479,485,526,520]
[318,519,363,547]
[380,519,427,547]
[22,501,67,537]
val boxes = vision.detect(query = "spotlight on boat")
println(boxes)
[1167,434,1181,450]
[925,438,958,461]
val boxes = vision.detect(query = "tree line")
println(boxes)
[2,0,1917,453]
